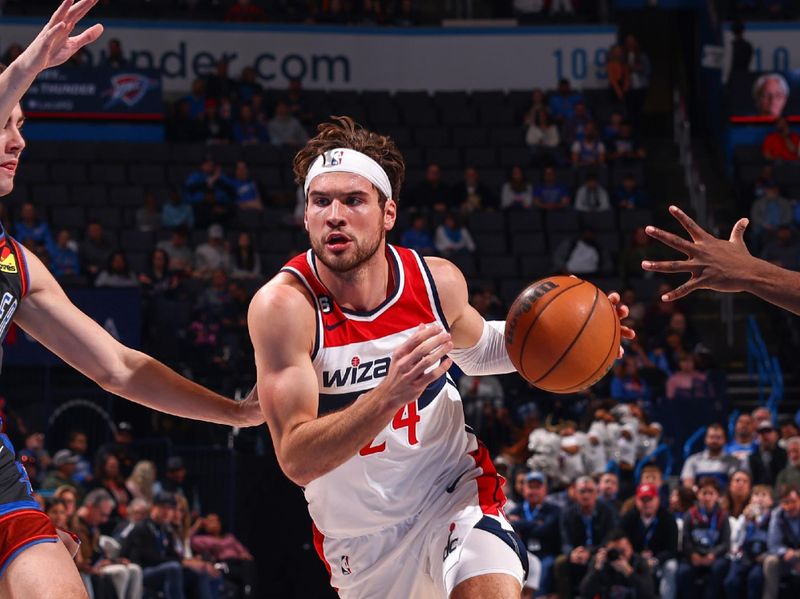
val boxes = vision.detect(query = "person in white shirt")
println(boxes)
[574,173,611,212]
[681,424,741,489]
[500,166,534,210]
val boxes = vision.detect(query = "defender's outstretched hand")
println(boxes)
[17,0,104,73]
[641,205,751,302]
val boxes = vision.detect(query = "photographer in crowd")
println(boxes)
[579,529,655,599]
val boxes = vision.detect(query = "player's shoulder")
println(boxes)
[249,272,316,331]
[422,256,467,292]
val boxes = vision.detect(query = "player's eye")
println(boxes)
[345,196,362,206]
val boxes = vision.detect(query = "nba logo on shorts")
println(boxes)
[325,150,345,167]
[340,555,352,576]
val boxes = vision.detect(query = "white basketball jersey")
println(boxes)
[281,245,483,538]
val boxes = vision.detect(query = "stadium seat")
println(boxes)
[241,144,285,166]
[90,163,127,185]
[736,163,766,185]
[507,210,543,233]
[88,206,122,229]
[120,230,155,252]
[518,254,554,279]
[499,147,531,168]
[579,210,616,231]
[256,167,283,189]
[401,147,424,169]
[500,278,528,306]
[367,104,402,127]
[259,230,294,253]
[425,148,460,169]
[127,251,149,274]
[450,253,476,277]
[440,107,478,127]
[432,91,470,112]
[611,163,645,186]
[15,161,49,185]
[208,144,242,166]
[467,211,505,234]
[109,186,147,207]
[51,163,87,185]
[4,182,28,207]
[72,185,108,206]
[50,206,86,230]
[381,126,412,147]
[473,233,507,255]
[31,184,70,206]
[774,164,800,185]
[733,144,765,166]
[414,127,449,148]
[478,256,517,279]
[479,106,515,126]
[545,209,580,232]
[328,90,362,112]
[128,165,165,186]
[167,165,195,187]
[169,143,209,165]
[510,233,546,255]
[452,126,489,148]
[401,106,439,127]
[463,147,497,169]
[619,209,653,232]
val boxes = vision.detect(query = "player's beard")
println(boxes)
[311,222,385,274]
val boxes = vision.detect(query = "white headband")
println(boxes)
[304,148,392,200]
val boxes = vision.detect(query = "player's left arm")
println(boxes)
[13,245,263,427]
[425,257,634,375]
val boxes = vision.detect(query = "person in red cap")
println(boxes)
[621,483,679,599]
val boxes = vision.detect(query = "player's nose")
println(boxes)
[326,199,346,224]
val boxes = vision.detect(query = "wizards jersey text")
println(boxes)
[281,245,502,539]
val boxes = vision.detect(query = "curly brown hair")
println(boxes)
[293,115,405,205]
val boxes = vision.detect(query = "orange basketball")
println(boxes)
[504,276,621,394]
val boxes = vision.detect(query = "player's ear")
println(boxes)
[383,198,396,231]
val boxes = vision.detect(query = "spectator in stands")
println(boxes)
[749,420,787,486]
[553,227,612,275]
[195,269,233,324]
[666,354,708,400]
[611,356,650,403]
[450,166,495,212]
[80,221,114,279]
[90,452,131,535]
[42,449,84,498]
[49,228,81,279]
[97,422,138,480]
[204,59,236,101]
[408,163,449,212]
[121,492,189,599]
[434,212,476,257]
[625,34,651,122]
[236,66,264,105]
[614,173,650,209]
[548,78,584,124]
[126,460,157,504]
[162,188,195,231]
[621,483,679,599]
[555,475,618,599]
[171,494,221,597]
[598,472,621,510]
[192,512,257,598]
[400,214,436,255]
[779,416,800,448]
[268,99,309,147]
[724,470,753,518]
[508,471,560,598]
[249,91,269,126]
[750,183,792,244]
[184,156,235,205]
[66,429,92,486]
[155,456,197,510]
[609,122,646,162]
[181,78,207,120]
[1,42,23,65]
[114,497,150,541]
[17,450,39,491]
[45,497,69,531]
[724,483,771,599]
[579,529,655,599]
[157,228,193,274]
[762,117,799,161]
[136,190,161,232]
[102,37,127,69]
[726,414,758,464]
[72,488,144,599]
[195,224,231,279]
[501,165,534,210]
[603,111,624,144]
[523,88,548,128]
[469,285,503,320]
[55,485,80,521]
[607,44,631,108]
[230,232,262,279]
[225,161,263,211]
[202,98,234,144]
[95,250,139,288]
[574,173,611,212]
[525,108,560,165]
[14,201,54,254]
[761,224,800,270]
[169,99,205,143]
[562,100,592,145]
[681,424,740,489]
[571,122,606,168]
[232,104,270,145]
[776,437,800,490]
[730,20,753,75]
[139,248,179,295]
[533,166,570,210]
[677,477,731,599]
[762,484,800,598]
[753,73,789,119]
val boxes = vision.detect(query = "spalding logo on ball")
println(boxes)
[504,275,621,394]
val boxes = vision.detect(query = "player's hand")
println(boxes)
[238,385,265,427]
[607,291,635,359]
[641,205,753,301]
[381,324,453,412]
[16,0,103,75]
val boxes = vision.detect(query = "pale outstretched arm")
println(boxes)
[0,0,103,126]
[14,246,262,427]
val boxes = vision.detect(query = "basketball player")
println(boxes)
[642,205,800,315]
[0,3,262,597]
[249,117,634,599]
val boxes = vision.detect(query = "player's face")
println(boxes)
[0,103,25,198]
[305,172,396,274]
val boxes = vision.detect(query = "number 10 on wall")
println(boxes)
[553,48,609,83]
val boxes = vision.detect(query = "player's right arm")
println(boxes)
[249,276,452,487]
[642,205,800,315]
[0,0,103,127]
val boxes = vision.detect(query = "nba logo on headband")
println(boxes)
[324,150,345,167]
